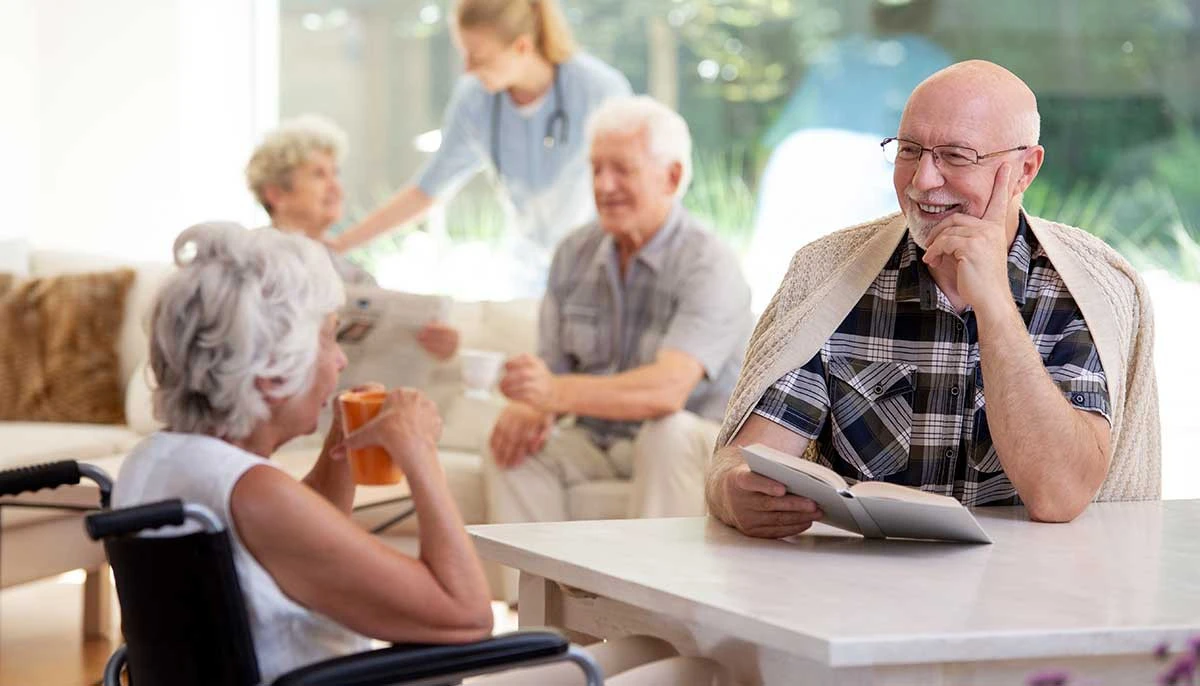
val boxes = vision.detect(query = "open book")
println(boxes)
[741,443,991,543]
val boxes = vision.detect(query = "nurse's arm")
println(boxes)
[328,185,435,253]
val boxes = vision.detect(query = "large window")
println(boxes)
[281,0,1200,496]
[283,0,1200,286]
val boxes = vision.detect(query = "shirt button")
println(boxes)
[945,448,955,458]
[1073,394,1086,405]
[873,384,884,395]
[956,321,964,333]
[950,386,960,396]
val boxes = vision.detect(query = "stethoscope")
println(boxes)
[490,64,568,176]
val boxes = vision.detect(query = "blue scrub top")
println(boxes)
[415,52,631,256]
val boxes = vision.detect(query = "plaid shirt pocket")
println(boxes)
[827,357,918,480]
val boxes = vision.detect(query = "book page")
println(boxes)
[848,481,961,508]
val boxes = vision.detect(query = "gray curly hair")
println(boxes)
[245,114,348,215]
[149,222,345,440]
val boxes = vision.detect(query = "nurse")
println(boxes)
[329,0,631,292]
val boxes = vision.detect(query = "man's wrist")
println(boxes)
[973,292,1021,333]
[546,375,570,415]
[707,461,736,525]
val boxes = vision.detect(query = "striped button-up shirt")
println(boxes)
[541,204,753,446]
[752,214,1110,506]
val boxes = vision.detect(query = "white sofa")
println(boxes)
[0,245,631,636]
[0,247,176,638]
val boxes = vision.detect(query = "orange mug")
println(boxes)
[339,390,404,486]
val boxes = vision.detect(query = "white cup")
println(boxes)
[459,349,505,398]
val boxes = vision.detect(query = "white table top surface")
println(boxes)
[469,501,1200,667]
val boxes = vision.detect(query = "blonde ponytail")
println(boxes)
[456,0,576,64]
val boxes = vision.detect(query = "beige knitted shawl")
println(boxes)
[716,211,1161,501]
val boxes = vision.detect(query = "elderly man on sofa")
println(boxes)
[484,95,752,526]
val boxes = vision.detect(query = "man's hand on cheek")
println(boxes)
[922,163,1017,314]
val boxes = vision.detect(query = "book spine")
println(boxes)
[839,490,885,539]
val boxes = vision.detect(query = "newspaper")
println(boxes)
[335,284,452,392]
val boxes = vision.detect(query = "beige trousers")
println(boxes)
[483,411,720,603]
[483,410,721,525]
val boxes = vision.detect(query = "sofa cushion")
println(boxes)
[0,269,135,423]
[430,299,539,451]
[434,449,486,524]
[437,392,505,454]
[30,250,175,390]
[0,423,141,470]
[453,299,539,358]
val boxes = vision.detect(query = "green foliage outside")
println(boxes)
[682,147,760,251]
[331,0,1200,282]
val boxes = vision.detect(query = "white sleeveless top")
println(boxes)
[112,432,371,683]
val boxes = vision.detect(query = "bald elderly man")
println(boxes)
[708,60,1160,536]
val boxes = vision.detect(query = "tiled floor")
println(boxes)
[0,570,519,686]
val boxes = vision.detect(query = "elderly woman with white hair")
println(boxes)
[113,223,728,685]
[246,114,459,360]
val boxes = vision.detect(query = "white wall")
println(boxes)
[0,0,277,262]
[178,0,278,234]
[1144,271,1200,500]
[0,0,39,241]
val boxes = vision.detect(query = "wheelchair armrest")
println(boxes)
[0,460,82,498]
[271,629,577,686]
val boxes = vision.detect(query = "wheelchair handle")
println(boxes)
[86,499,224,540]
[0,460,81,497]
[86,499,186,540]
[0,460,114,507]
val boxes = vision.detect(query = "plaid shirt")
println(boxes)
[752,214,1110,506]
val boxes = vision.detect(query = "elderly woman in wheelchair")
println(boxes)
[77,222,724,685]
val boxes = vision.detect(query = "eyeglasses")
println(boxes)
[881,137,1030,167]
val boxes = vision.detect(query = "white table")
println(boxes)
[469,501,1200,685]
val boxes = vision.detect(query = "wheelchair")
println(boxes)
[0,460,602,686]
